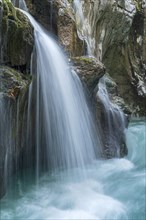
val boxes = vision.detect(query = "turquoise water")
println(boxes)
[0,121,145,220]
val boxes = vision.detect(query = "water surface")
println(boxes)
[0,121,145,220]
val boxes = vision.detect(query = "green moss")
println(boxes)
[2,0,17,19]
[133,0,143,11]
[68,0,73,4]
[0,66,31,96]
[72,56,94,64]
[1,0,33,66]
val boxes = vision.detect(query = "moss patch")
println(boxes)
[1,0,34,67]
[0,65,31,98]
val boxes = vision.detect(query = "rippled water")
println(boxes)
[0,120,145,220]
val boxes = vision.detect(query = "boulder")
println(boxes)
[71,57,128,158]
[0,65,30,97]
[71,56,105,92]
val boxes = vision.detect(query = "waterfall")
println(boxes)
[0,97,16,196]
[73,0,94,56]
[0,2,145,219]
[73,0,127,157]
[12,0,28,11]
[21,10,102,175]
[97,77,127,158]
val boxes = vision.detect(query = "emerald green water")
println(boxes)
[0,121,145,220]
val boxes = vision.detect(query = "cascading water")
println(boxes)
[73,0,128,158]
[22,11,101,174]
[96,77,127,158]
[11,0,28,11]
[0,97,18,197]
[0,1,145,220]
[73,0,94,56]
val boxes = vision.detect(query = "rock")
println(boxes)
[70,57,128,158]
[73,0,146,116]
[56,0,84,57]
[95,75,129,158]
[102,74,132,115]
[0,0,34,70]
[71,56,105,92]
[0,65,30,198]
[25,0,58,33]
[0,65,30,97]
[25,0,84,57]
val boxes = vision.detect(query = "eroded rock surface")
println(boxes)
[73,0,146,116]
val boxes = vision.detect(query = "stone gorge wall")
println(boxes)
[25,0,146,115]
[73,0,146,116]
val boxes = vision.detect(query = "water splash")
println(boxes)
[1,121,145,220]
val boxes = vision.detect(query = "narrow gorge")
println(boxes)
[0,0,145,219]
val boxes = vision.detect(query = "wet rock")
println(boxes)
[25,0,84,57]
[70,57,128,158]
[0,65,30,97]
[102,74,132,115]
[0,65,30,198]
[95,75,129,159]
[25,0,58,33]
[71,56,105,92]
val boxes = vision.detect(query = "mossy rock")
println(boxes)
[0,65,30,98]
[0,0,34,68]
[71,56,105,92]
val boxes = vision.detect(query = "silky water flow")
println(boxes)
[22,11,101,175]
[0,1,145,220]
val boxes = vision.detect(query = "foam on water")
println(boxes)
[1,121,145,220]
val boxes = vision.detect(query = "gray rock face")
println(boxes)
[73,0,146,116]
